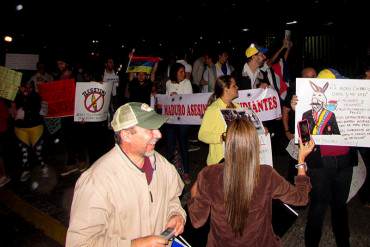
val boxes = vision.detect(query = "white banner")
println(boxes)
[154,88,281,125]
[295,78,370,147]
[5,53,39,70]
[74,82,112,122]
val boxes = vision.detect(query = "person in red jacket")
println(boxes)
[0,98,11,187]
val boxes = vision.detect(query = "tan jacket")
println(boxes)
[66,145,186,247]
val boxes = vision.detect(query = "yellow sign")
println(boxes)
[0,66,22,101]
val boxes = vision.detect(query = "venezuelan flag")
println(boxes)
[127,56,161,73]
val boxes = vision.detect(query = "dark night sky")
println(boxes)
[0,0,368,63]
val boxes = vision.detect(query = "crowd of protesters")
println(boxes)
[0,37,369,247]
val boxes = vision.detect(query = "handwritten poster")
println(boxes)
[74,82,112,122]
[295,78,370,147]
[0,66,22,101]
[38,79,75,118]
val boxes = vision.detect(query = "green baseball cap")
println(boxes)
[111,102,168,131]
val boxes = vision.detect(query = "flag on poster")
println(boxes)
[0,66,22,101]
[38,79,76,118]
[74,82,112,122]
[126,56,161,73]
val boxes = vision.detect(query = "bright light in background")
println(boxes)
[199,36,203,40]
[16,4,23,11]
[242,28,249,32]
[286,20,298,25]
[4,36,13,42]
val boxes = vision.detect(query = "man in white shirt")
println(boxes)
[240,44,269,89]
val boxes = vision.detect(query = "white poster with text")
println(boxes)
[295,78,370,147]
[74,82,112,122]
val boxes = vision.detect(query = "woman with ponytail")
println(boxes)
[198,75,240,165]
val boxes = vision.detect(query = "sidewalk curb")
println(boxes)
[0,189,66,246]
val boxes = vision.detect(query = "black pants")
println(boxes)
[305,155,353,247]
[165,124,189,174]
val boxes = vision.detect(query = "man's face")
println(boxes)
[254,52,266,66]
[137,72,147,82]
[106,59,114,71]
[219,52,229,64]
[129,126,162,157]
[57,61,67,72]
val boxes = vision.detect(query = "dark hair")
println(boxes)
[207,75,234,106]
[169,63,185,82]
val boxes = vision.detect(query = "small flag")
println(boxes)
[126,56,160,74]
[171,236,192,247]
[271,59,289,100]
[171,238,188,247]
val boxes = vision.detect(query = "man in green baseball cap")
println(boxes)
[67,102,186,246]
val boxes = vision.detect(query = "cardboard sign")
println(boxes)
[0,66,22,101]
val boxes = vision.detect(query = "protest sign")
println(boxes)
[38,79,75,118]
[295,78,370,147]
[347,151,367,202]
[154,88,281,125]
[74,82,112,122]
[0,66,22,101]
[220,108,273,166]
[5,53,39,70]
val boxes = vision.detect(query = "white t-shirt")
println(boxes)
[165,79,193,95]
[103,70,119,96]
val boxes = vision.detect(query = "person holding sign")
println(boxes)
[189,118,314,246]
[292,68,357,247]
[198,75,240,165]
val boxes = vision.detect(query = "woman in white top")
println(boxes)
[165,63,193,184]
[166,63,193,95]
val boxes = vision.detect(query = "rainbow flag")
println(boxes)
[126,56,160,73]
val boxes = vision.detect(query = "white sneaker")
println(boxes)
[20,171,31,182]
